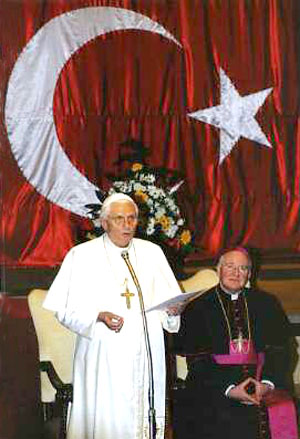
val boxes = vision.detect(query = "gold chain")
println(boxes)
[103,235,132,284]
[103,235,138,300]
[215,287,251,343]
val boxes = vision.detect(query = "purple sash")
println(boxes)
[267,395,298,439]
[212,340,264,379]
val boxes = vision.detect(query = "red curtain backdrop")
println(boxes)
[0,0,299,268]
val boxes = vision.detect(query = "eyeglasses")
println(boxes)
[222,263,250,274]
[108,214,138,227]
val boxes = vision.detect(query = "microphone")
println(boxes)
[121,251,140,290]
[121,250,156,439]
[121,251,129,260]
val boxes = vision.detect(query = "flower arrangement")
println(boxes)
[106,162,193,254]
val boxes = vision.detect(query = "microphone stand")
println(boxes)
[121,251,156,439]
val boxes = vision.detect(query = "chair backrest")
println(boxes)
[28,289,76,403]
[176,269,219,380]
[293,336,300,395]
[179,268,219,295]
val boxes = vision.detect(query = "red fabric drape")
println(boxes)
[0,0,299,267]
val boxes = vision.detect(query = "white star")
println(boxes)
[188,68,273,164]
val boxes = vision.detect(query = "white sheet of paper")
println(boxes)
[146,288,210,312]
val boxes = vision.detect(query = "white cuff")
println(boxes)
[225,384,236,397]
[261,380,275,389]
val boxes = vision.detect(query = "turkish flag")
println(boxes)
[0,0,299,268]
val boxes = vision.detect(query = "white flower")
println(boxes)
[92,217,101,228]
[165,223,178,238]
[165,197,174,207]
[112,181,132,192]
[133,182,146,191]
[148,187,164,199]
[139,173,156,184]
[154,207,166,218]
[146,217,156,235]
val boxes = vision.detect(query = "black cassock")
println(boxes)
[173,286,295,439]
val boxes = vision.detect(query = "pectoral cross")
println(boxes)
[233,331,244,353]
[121,279,135,309]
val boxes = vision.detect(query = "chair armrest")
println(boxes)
[40,361,73,403]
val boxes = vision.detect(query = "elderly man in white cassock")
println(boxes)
[43,193,182,439]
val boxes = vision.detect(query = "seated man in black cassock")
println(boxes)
[174,247,298,439]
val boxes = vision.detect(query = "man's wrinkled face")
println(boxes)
[218,250,251,293]
[101,201,138,247]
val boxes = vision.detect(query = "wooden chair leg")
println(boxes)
[58,402,69,439]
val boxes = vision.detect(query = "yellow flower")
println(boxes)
[132,162,143,172]
[158,215,171,231]
[180,229,191,245]
[135,189,148,203]
[86,231,97,241]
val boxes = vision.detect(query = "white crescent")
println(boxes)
[5,7,181,217]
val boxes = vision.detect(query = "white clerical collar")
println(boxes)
[220,283,241,301]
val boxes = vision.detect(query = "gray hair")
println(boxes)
[217,248,252,270]
[99,193,138,221]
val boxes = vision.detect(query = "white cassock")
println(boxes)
[43,233,182,439]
